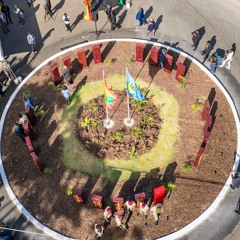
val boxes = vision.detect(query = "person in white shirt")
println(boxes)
[219,49,234,70]
[61,85,71,105]
[27,32,36,54]
[103,206,112,224]
[63,13,71,32]
[137,202,149,218]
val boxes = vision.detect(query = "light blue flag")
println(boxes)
[126,71,145,101]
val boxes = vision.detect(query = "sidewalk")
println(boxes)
[0,0,240,239]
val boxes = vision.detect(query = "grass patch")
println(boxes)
[58,74,180,178]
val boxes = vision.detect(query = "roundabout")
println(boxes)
[0,39,238,240]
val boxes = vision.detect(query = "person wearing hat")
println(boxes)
[137,202,149,219]
[115,214,126,229]
[103,206,112,224]
[150,203,163,225]
[94,224,104,240]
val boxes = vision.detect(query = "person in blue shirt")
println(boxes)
[24,97,34,109]
[136,7,145,26]
[146,17,156,36]
[0,223,12,240]
[61,85,71,105]
[159,48,167,68]
[14,122,26,142]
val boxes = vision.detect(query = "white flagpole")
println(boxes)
[106,105,109,123]
[103,70,109,123]
[126,68,131,122]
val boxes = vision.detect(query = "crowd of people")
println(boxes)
[94,200,164,239]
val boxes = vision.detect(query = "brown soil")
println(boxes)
[1,41,237,240]
[78,90,161,160]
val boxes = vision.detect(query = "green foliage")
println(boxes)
[48,81,62,91]
[166,182,175,191]
[134,100,147,112]
[191,99,203,111]
[23,89,31,99]
[35,109,45,118]
[91,121,100,131]
[132,126,141,137]
[127,58,133,64]
[129,146,136,159]
[177,76,186,88]
[81,117,91,129]
[66,185,73,196]
[113,132,122,141]
[87,103,98,115]
[106,59,113,66]
[43,167,53,174]
[181,163,192,172]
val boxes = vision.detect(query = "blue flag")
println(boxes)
[126,71,145,101]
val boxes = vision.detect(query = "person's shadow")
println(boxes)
[71,11,84,31]
[155,15,163,33]
[144,6,153,21]
[117,10,127,27]
[210,35,217,49]
[232,43,237,53]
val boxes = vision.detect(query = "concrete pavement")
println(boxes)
[0,0,240,239]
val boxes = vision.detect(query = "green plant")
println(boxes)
[127,58,133,64]
[133,126,141,137]
[87,103,98,115]
[106,59,113,66]
[181,163,192,172]
[191,99,203,111]
[177,76,186,88]
[43,167,53,174]
[129,146,136,159]
[66,185,73,196]
[48,81,62,91]
[91,121,100,131]
[166,182,175,191]
[113,132,122,141]
[35,109,46,118]
[134,100,147,112]
[81,117,91,129]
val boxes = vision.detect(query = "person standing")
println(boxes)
[27,0,32,7]
[115,214,126,229]
[0,83,6,97]
[14,122,27,142]
[105,4,112,21]
[61,85,71,105]
[110,11,117,31]
[159,48,167,68]
[209,59,217,74]
[14,5,25,25]
[146,18,156,36]
[219,49,234,70]
[2,4,13,25]
[103,206,112,224]
[136,7,145,26]
[94,224,104,240]
[27,32,37,54]
[63,13,71,32]
[137,202,149,219]
[24,97,34,109]
[150,203,163,225]
[230,172,240,189]
[124,200,136,219]
[0,59,14,82]
[201,41,212,63]
[191,30,200,51]
[62,65,72,84]
[0,12,10,34]
[18,113,30,126]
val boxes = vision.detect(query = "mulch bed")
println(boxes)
[1,41,237,240]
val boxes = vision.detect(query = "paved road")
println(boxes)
[0,0,240,239]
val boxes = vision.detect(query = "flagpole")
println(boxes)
[124,68,134,127]
[103,70,114,129]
